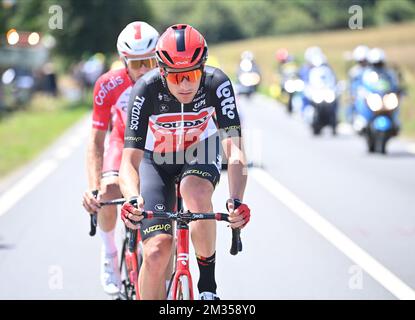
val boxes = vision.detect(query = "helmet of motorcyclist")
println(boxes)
[156,24,208,71]
[117,21,159,60]
[304,46,323,65]
[276,48,289,63]
[367,48,386,66]
[352,45,369,63]
[241,50,254,61]
[308,50,327,67]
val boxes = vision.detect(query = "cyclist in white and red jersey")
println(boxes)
[82,21,159,296]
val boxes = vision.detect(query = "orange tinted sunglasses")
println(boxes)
[127,58,157,70]
[164,68,203,85]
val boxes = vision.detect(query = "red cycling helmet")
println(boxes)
[156,24,208,71]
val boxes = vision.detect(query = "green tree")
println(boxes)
[374,0,415,24]
[2,0,153,61]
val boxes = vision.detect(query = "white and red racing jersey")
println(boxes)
[92,67,133,133]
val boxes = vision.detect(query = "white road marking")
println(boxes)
[54,146,73,160]
[250,167,415,300]
[337,123,354,136]
[0,160,59,217]
[0,121,88,217]
[408,144,415,155]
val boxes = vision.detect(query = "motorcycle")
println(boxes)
[235,58,261,98]
[1,67,35,110]
[352,69,400,154]
[283,74,304,114]
[303,65,339,135]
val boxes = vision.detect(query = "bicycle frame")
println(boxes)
[89,190,242,300]
[88,198,141,300]
[123,227,142,300]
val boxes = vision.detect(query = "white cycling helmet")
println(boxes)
[367,48,386,65]
[117,21,159,59]
[352,45,369,62]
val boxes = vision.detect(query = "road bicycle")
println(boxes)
[89,197,140,300]
[88,185,242,300]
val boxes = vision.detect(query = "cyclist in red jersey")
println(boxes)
[119,24,251,300]
[82,21,159,296]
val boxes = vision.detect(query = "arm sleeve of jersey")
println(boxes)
[124,79,151,150]
[211,69,242,138]
[92,74,112,131]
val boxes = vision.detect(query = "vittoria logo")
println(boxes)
[94,76,124,106]
[155,204,165,211]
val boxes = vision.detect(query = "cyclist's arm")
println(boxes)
[119,148,143,200]
[86,128,106,191]
[119,78,151,200]
[212,68,248,200]
[222,136,247,200]
[86,74,114,191]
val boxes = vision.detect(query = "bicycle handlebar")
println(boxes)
[230,201,243,256]
[89,197,243,255]
[89,198,126,237]
[89,190,100,237]
[132,211,243,255]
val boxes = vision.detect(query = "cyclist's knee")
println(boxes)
[143,235,172,271]
[180,176,213,208]
[100,178,121,200]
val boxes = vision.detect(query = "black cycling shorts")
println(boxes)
[139,136,222,241]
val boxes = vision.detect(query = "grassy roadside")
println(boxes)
[0,93,91,178]
[210,21,415,138]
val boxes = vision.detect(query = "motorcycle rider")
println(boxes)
[347,45,370,122]
[236,51,261,96]
[366,48,400,93]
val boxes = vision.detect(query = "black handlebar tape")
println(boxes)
[128,199,139,252]
[230,200,243,255]
[89,190,99,237]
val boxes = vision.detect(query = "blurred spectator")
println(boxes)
[41,62,58,96]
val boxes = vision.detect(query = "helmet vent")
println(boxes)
[147,38,153,49]
[175,29,186,52]
[190,48,201,63]
[161,50,174,64]
[124,42,131,50]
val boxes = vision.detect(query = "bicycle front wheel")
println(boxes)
[175,275,191,300]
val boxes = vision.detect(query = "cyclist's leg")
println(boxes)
[180,137,222,298]
[98,136,123,294]
[99,136,123,243]
[138,155,176,299]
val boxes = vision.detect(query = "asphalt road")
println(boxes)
[0,93,414,299]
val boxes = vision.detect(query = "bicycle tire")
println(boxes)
[119,238,135,300]
[175,275,191,300]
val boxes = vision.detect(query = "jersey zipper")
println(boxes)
[178,102,185,151]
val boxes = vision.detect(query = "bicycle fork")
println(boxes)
[126,229,141,299]
[171,222,194,300]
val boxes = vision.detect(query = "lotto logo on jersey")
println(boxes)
[216,80,236,120]
[130,96,145,130]
[94,76,124,106]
